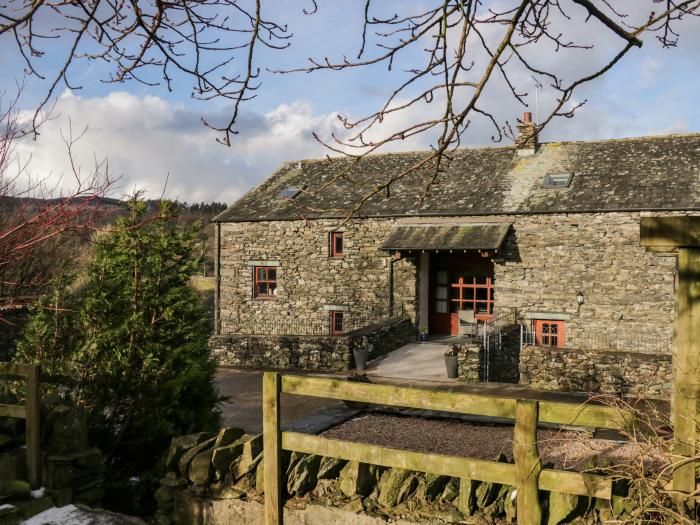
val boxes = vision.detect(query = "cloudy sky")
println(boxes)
[2,1,700,204]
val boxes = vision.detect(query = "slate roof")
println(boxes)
[381,224,510,251]
[214,133,700,222]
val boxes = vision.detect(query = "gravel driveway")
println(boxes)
[321,412,661,472]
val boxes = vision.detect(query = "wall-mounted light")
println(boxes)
[576,291,585,306]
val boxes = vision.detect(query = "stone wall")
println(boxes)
[495,211,692,355]
[0,396,106,520]
[218,219,417,335]
[454,343,482,382]
[519,345,672,399]
[156,426,636,525]
[210,317,415,371]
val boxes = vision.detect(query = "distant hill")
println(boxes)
[0,196,227,223]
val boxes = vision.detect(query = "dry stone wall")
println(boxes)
[158,426,639,525]
[0,396,106,521]
[211,318,415,371]
[520,345,672,399]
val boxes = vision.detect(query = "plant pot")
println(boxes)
[419,332,429,343]
[353,348,369,371]
[444,355,459,379]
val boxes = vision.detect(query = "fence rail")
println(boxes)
[263,372,634,525]
[0,362,41,489]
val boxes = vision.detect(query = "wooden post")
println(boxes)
[640,217,700,501]
[514,399,542,525]
[673,247,700,496]
[263,372,282,525]
[25,364,41,489]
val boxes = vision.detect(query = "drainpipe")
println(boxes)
[388,256,395,317]
[214,221,221,335]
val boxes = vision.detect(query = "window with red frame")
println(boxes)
[254,266,277,298]
[330,232,344,257]
[534,320,565,348]
[330,311,344,335]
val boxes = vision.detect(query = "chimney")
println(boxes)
[515,111,538,156]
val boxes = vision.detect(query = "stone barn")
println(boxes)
[210,115,700,399]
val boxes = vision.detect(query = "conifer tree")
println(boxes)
[17,200,220,467]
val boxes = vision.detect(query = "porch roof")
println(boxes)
[380,223,510,252]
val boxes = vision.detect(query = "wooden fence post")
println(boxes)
[673,247,700,497]
[640,217,700,499]
[263,372,282,525]
[25,364,41,490]
[514,399,542,525]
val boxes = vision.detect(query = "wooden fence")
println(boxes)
[262,372,634,525]
[0,362,41,489]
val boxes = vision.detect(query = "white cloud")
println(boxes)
[15,92,342,203]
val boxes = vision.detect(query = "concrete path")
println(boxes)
[367,341,453,382]
[216,368,353,434]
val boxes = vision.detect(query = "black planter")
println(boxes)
[419,332,429,343]
[353,348,368,371]
[444,355,459,378]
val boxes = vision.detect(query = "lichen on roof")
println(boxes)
[214,133,700,222]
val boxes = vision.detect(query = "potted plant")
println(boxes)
[353,336,371,371]
[444,345,459,378]
[419,326,429,343]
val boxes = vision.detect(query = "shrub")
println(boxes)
[16,200,221,470]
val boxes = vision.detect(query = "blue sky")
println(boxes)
[2,1,699,203]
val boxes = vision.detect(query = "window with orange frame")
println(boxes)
[534,319,565,348]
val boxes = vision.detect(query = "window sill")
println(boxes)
[254,296,278,301]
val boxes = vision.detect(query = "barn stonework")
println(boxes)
[212,125,700,399]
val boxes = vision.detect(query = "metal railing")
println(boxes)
[481,307,520,381]
[227,303,407,337]
[520,324,672,355]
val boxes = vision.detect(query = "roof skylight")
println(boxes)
[277,187,303,200]
[543,173,573,189]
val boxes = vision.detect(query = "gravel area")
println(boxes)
[321,412,656,471]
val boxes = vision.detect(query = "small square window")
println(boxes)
[543,173,573,189]
[534,320,565,348]
[330,311,344,335]
[330,232,344,257]
[254,266,278,298]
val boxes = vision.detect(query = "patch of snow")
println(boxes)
[21,505,81,525]
[0,503,16,511]
[30,487,45,499]
[128,477,140,482]
[511,489,517,501]
[20,504,143,525]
